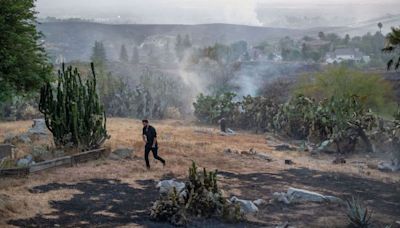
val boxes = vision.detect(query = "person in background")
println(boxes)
[142,119,166,169]
[219,117,226,132]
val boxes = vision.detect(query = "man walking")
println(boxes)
[142,119,166,169]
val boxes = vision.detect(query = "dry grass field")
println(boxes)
[0,118,399,227]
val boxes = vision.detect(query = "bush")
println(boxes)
[150,162,244,226]
[295,67,396,115]
[193,92,237,124]
[274,95,376,153]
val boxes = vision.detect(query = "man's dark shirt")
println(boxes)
[143,125,157,147]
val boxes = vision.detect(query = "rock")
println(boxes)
[284,159,294,165]
[254,153,273,162]
[230,196,258,214]
[109,148,134,160]
[253,199,266,206]
[378,160,400,172]
[28,119,48,135]
[332,157,346,164]
[219,128,236,136]
[275,144,296,151]
[156,179,186,195]
[17,154,34,167]
[273,187,342,204]
[224,148,233,154]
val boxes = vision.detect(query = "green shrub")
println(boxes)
[295,67,396,115]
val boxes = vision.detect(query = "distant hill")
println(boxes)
[37,21,305,61]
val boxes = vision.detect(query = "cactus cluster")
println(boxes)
[39,63,109,150]
[150,161,244,226]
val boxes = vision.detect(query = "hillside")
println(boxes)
[38,21,305,61]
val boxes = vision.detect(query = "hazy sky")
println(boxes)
[36,0,400,26]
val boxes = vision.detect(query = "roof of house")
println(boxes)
[326,48,365,59]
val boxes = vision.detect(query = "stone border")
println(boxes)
[0,148,105,178]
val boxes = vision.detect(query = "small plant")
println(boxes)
[150,161,244,226]
[346,197,373,228]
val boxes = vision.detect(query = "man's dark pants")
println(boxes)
[144,144,165,168]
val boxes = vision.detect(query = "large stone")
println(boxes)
[28,119,48,135]
[156,179,186,195]
[17,154,34,167]
[273,187,342,204]
[109,148,134,160]
[230,196,259,214]
[378,160,400,172]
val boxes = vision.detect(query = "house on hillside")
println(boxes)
[325,48,370,64]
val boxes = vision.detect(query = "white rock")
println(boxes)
[273,188,342,204]
[156,179,185,195]
[28,119,48,135]
[378,160,400,172]
[287,187,342,203]
[230,196,259,214]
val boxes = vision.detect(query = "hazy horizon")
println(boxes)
[36,0,400,28]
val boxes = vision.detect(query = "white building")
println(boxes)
[325,48,370,64]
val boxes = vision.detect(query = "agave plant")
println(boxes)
[346,196,373,228]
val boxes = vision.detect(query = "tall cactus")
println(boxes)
[39,63,110,150]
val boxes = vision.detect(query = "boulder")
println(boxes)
[109,148,134,160]
[156,179,186,195]
[28,119,48,135]
[230,196,259,214]
[378,160,400,172]
[273,187,342,204]
[17,154,34,167]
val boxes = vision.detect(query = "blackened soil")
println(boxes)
[8,168,400,227]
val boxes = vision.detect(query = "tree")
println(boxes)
[344,34,350,45]
[378,22,383,33]
[0,0,52,102]
[383,26,400,70]
[183,34,192,49]
[318,31,326,40]
[91,41,107,66]
[131,46,140,64]
[119,44,129,62]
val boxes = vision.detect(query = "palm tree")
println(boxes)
[378,22,383,33]
[383,26,400,70]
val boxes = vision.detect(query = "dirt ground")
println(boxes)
[0,118,399,227]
